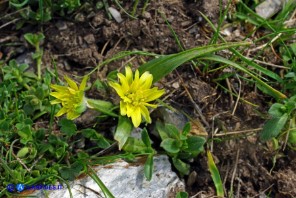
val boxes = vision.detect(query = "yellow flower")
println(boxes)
[50,76,88,120]
[109,66,165,127]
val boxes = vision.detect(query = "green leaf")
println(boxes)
[107,70,118,81]
[81,128,96,138]
[260,114,289,141]
[115,116,133,150]
[207,151,224,197]
[165,124,180,139]
[24,33,45,47]
[58,118,77,137]
[16,124,33,144]
[138,42,251,83]
[144,154,154,181]
[86,98,118,117]
[160,138,180,154]
[59,162,83,181]
[172,157,190,176]
[184,136,206,154]
[55,147,66,159]
[175,192,188,198]
[288,129,296,144]
[268,103,285,117]
[81,128,110,148]
[32,51,43,59]
[156,121,169,140]
[182,122,191,136]
[141,128,151,147]
[122,137,151,154]
[17,147,29,158]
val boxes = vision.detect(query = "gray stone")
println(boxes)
[31,155,185,198]
[255,0,289,19]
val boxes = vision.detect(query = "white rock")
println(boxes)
[108,7,123,23]
[32,155,185,198]
[255,0,288,19]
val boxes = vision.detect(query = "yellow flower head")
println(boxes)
[50,76,88,120]
[109,66,165,127]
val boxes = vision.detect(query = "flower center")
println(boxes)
[124,90,145,106]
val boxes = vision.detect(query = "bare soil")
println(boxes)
[1,0,296,197]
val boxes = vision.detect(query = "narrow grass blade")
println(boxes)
[200,55,286,99]
[207,151,224,197]
[144,154,154,181]
[138,42,251,83]
[87,165,115,198]
[200,11,283,82]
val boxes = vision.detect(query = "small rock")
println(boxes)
[108,7,123,23]
[16,52,34,68]
[55,21,68,31]
[63,61,71,71]
[91,12,105,27]
[31,155,185,198]
[83,34,95,44]
[150,107,188,137]
[255,0,287,19]
[142,11,151,19]
[187,171,197,187]
[74,13,86,22]
[181,20,191,27]
[172,82,180,89]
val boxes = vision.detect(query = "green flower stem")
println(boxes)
[35,44,41,80]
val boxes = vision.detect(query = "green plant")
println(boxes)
[156,122,206,176]
[9,0,82,25]
[260,96,296,144]
[24,33,45,80]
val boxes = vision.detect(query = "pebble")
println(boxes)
[55,21,68,31]
[172,82,180,89]
[108,7,123,23]
[142,11,151,19]
[255,0,288,19]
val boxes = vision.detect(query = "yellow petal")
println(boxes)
[118,73,129,91]
[50,92,69,99]
[130,70,140,92]
[67,111,81,120]
[79,75,88,91]
[140,105,151,123]
[64,76,79,91]
[143,103,158,108]
[50,84,68,92]
[56,107,68,117]
[68,87,78,95]
[140,72,153,89]
[131,107,141,127]
[144,88,165,102]
[120,101,127,115]
[109,82,125,98]
[126,103,134,117]
[125,66,133,84]
[50,99,62,105]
